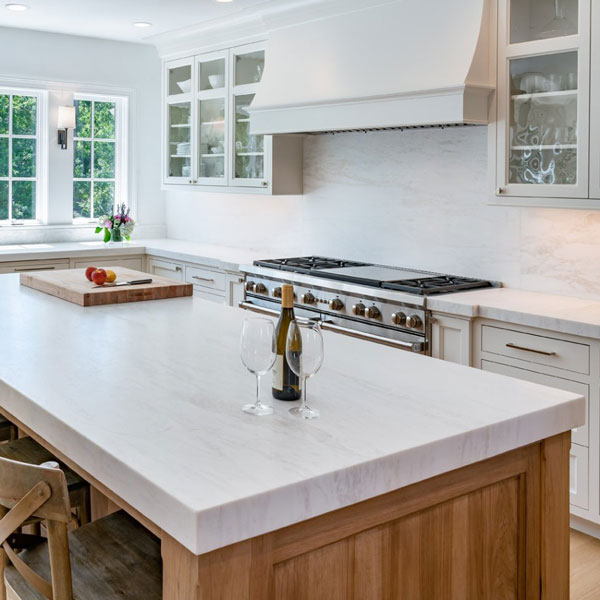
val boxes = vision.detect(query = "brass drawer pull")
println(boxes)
[506,343,556,357]
[192,275,215,283]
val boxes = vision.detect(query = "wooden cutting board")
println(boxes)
[20,267,193,307]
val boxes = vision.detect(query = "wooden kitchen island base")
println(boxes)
[163,433,570,600]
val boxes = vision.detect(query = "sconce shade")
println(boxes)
[57,106,76,130]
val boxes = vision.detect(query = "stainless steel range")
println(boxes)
[240,257,495,355]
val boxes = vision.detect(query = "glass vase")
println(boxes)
[109,228,123,244]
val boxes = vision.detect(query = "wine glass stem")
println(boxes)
[301,376,308,410]
[255,374,261,407]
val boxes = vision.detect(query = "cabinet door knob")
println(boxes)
[496,187,504,195]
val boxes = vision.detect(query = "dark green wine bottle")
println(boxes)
[272,284,301,401]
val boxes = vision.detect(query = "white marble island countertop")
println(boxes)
[0,275,583,555]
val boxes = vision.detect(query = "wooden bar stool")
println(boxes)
[0,438,90,528]
[0,455,161,600]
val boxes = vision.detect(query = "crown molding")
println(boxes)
[150,0,397,59]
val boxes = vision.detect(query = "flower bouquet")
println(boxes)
[96,203,135,243]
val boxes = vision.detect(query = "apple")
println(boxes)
[85,266,97,281]
[91,268,107,286]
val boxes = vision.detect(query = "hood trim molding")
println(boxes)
[251,84,493,135]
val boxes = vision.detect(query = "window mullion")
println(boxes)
[8,94,12,221]
[90,101,95,219]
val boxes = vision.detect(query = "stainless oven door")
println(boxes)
[240,299,426,353]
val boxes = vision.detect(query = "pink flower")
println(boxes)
[104,219,113,229]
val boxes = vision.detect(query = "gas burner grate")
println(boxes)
[382,276,493,295]
[254,256,370,273]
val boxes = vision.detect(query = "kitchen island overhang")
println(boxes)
[0,274,584,598]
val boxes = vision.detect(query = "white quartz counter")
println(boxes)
[0,239,272,272]
[0,275,583,555]
[430,287,600,339]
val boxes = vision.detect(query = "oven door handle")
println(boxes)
[320,321,425,353]
[239,301,281,318]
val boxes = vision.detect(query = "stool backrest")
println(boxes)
[0,455,73,599]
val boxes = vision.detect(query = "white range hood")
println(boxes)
[250,0,494,135]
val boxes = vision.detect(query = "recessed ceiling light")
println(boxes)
[133,21,152,28]
[216,0,233,3]
[5,3,30,11]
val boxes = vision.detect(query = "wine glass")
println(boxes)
[286,320,324,419]
[240,318,276,416]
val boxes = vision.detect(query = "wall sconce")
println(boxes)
[57,106,76,150]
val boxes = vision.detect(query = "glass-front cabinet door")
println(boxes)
[497,0,590,199]
[165,58,194,184]
[196,51,228,185]
[230,43,268,188]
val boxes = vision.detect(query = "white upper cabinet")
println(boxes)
[494,0,598,206]
[162,41,302,195]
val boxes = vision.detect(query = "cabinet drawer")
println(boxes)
[570,443,589,510]
[481,360,589,446]
[481,325,590,375]
[0,260,69,274]
[147,258,184,281]
[72,257,143,271]
[185,265,226,292]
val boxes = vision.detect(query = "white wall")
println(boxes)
[166,126,600,300]
[0,26,165,243]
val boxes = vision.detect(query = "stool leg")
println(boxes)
[0,505,7,600]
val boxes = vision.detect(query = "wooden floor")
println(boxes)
[571,529,600,600]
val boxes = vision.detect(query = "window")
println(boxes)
[0,92,40,222]
[73,95,125,220]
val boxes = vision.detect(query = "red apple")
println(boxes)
[91,269,107,286]
[85,266,97,281]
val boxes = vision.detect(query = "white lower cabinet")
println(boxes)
[71,256,144,271]
[0,260,70,274]
[146,257,184,281]
[474,319,599,527]
[430,313,472,365]
[570,443,590,511]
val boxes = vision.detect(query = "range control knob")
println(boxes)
[406,314,423,329]
[391,312,407,326]
[364,306,381,319]
[301,292,316,305]
[351,303,366,316]
[272,287,282,298]
[245,281,255,291]
[328,298,344,311]
[252,283,267,294]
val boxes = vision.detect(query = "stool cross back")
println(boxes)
[0,456,73,600]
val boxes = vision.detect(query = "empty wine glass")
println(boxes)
[240,318,276,416]
[286,320,324,419]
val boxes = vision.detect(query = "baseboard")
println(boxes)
[571,514,600,540]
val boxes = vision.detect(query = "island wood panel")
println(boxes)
[163,433,569,600]
[19,267,192,307]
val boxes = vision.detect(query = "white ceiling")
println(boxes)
[0,0,293,43]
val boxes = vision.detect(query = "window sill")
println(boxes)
[0,222,97,230]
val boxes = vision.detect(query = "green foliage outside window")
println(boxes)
[73,99,117,219]
[0,94,37,221]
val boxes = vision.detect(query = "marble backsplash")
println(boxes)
[166,126,600,301]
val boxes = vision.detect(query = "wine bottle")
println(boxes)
[272,284,301,401]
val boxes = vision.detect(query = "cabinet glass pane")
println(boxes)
[199,58,225,91]
[235,50,265,86]
[510,0,578,43]
[168,103,191,178]
[234,94,264,180]
[168,64,192,96]
[198,98,225,179]
[509,51,578,185]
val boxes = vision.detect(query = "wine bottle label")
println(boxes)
[272,355,284,391]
